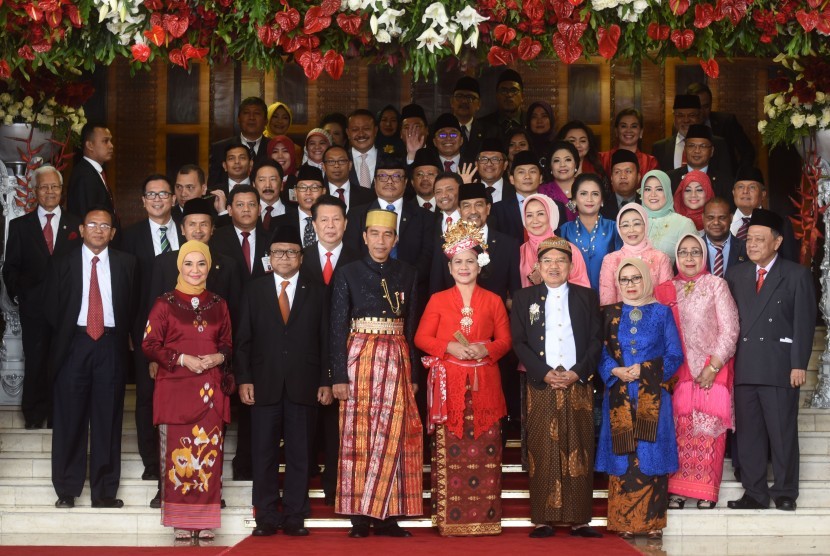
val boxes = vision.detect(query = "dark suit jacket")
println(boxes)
[704,234,747,275]
[344,200,435,288]
[300,241,361,287]
[66,158,114,218]
[599,192,641,222]
[709,111,756,170]
[208,224,270,284]
[234,273,329,406]
[460,118,486,161]
[120,219,186,342]
[726,257,816,388]
[4,210,82,311]
[171,204,185,227]
[651,133,734,179]
[326,181,376,214]
[668,165,735,202]
[207,135,269,190]
[148,249,243,325]
[44,247,136,379]
[429,227,520,301]
[510,282,602,387]
[271,205,308,242]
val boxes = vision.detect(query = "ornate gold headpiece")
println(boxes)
[442,220,488,259]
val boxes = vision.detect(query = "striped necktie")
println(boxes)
[712,243,724,277]
[159,226,171,253]
[737,217,750,241]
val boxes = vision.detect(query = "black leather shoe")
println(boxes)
[529,525,555,538]
[323,493,335,506]
[91,498,124,508]
[142,466,160,481]
[283,522,310,536]
[374,523,412,537]
[221,498,227,509]
[233,469,253,481]
[252,524,278,537]
[775,496,797,511]
[570,526,603,538]
[25,420,43,430]
[727,495,767,510]
[55,496,74,508]
[348,524,370,538]
[149,490,161,509]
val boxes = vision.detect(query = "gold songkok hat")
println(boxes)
[537,236,572,260]
[442,220,488,259]
[365,209,398,230]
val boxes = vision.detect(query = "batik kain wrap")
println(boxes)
[337,332,423,519]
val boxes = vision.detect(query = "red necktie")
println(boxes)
[444,160,453,172]
[423,202,432,210]
[756,268,767,294]
[263,206,273,232]
[241,231,251,273]
[87,256,104,340]
[446,216,452,229]
[323,252,334,285]
[279,280,290,323]
[737,217,750,241]
[336,188,345,202]
[43,213,54,254]
[713,244,724,278]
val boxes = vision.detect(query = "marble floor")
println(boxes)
[3,533,830,554]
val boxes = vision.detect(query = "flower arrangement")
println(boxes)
[759,54,830,150]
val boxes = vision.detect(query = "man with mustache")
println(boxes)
[346,109,379,190]
[252,160,287,233]
[273,165,327,248]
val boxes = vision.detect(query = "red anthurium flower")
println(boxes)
[647,22,670,40]
[64,4,82,27]
[700,58,719,78]
[303,6,331,34]
[275,8,301,32]
[44,9,63,28]
[131,43,151,63]
[669,0,689,15]
[336,13,361,34]
[557,18,587,40]
[162,13,189,38]
[24,3,44,21]
[144,0,163,10]
[715,0,748,25]
[817,8,830,34]
[596,24,620,59]
[493,24,517,45]
[796,9,818,32]
[487,45,515,66]
[670,28,694,50]
[144,25,166,47]
[323,50,344,80]
[517,36,542,61]
[297,49,324,80]
[0,61,10,79]
[168,48,187,69]
[694,3,715,28]
[321,0,340,16]
[523,0,545,22]
[182,43,208,61]
[552,31,582,63]
[17,45,35,60]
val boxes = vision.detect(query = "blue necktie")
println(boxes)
[386,203,398,259]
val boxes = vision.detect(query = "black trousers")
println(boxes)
[233,401,252,474]
[132,347,158,471]
[251,399,316,528]
[19,305,52,424]
[734,384,800,504]
[52,330,125,501]
[312,401,340,498]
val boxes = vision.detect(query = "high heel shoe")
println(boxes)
[668,495,686,509]
[697,499,716,509]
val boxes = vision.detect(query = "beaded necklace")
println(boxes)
[573,215,601,255]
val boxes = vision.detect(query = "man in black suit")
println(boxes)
[431,113,474,173]
[4,165,82,429]
[252,159,287,233]
[323,145,374,213]
[345,157,434,297]
[725,209,816,512]
[346,109,379,190]
[401,103,429,166]
[212,141,254,201]
[273,165,326,248]
[433,172,462,240]
[172,164,228,226]
[600,149,641,221]
[236,225,331,537]
[474,138,511,205]
[120,174,182,483]
[408,149,441,211]
[302,195,360,505]
[687,82,756,170]
[67,123,117,225]
[451,76,485,160]
[45,207,136,509]
[208,97,269,189]
[667,124,734,200]
[479,69,526,146]
[702,197,746,277]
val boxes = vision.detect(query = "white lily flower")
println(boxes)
[465,26,480,48]
[452,5,488,30]
[757,120,767,133]
[376,29,392,43]
[422,2,449,26]
[370,14,378,34]
[416,26,443,53]
[454,31,463,54]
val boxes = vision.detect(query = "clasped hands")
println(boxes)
[447,341,488,361]
[544,368,579,389]
[180,353,224,374]
[612,364,641,383]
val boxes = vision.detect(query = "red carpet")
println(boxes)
[225,528,640,555]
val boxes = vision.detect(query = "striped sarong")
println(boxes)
[336,332,423,519]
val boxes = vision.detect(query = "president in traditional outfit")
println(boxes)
[331,209,423,538]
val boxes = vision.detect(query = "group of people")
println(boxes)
[4,68,816,544]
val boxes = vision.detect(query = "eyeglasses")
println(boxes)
[618,221,644,230]
[143,191,173,200]
[677,249,704,259]
[437,132,460,140]
[477,156,504,165]
[295,184,324,193]
[686,142,712,151]
[452,93,479,103]
[36,184,62,191]
[270,249,301,259]
[376,173,404,182]
[497,87,522,96]
[85,222,113,231]
[414,171,438,179]
[323,158,349,166]
[618,275,643,286]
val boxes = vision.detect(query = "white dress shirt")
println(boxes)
[544,283,577,371]
[317,241,344,270]
[261,199,286,220]
[380,197,404,235]
[227,177,251,193]
[352,147,377,188]
[329,181,352,211]
[416,196,436,211]
[235,226,257,273]
[441,209,461,234]
[439,154,462,173]
[241,134,263,156]
[38,205,61,240]
[273,270,300,308]
[485,178,504,204]
[731,208,753,237]
[148,218,180,256]
[77,245,115,327]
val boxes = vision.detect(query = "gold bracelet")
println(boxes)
[708,363,719,374]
